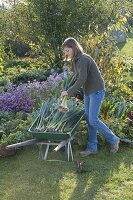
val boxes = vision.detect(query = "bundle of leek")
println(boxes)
[44,108,84,133]
[58,96,69,112]
[34,98,84,133]
[55,109,84,133]
[59,73,76,112]
[35,98,58,131]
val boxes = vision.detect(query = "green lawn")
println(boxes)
[117,32,133,57]
[0,144,133,200]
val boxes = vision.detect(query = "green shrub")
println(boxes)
[4,60,30,69]
[10,69,51,84]
[0,78,10,92]
[0,111,15,125]
[4,39,31,57]
[0,131,32,146]
[0,111,33,135]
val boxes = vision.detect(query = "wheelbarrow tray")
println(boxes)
[29,113,84,141]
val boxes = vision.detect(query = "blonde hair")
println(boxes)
[62,37,83,60]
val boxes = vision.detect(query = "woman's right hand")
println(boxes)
[61,91,68,97]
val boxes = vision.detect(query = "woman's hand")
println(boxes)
[61,91,68,97]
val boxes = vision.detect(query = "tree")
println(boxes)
[0,0,132,63]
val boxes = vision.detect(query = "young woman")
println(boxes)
[61,37,120,157]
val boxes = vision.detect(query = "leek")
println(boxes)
[58,96,69,112]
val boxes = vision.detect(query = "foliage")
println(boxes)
[79,31,133,100]
[4,59,30,69]
[3,67,49,85]
[0,111,15,125]
[4,39,31,57]
[1,0,132,64]
[0,131,32,146]
[103,117,133,139]
[1,56,62,85]
[13,68,49,84]
[0,111,33,145]
[100,99,133,139]
[0,2,37,43]
[0,58,4,77]
[0,43,8,61]
[0,78,12,93]
[74,120,88,149]
[29,0,129,62]
[100,99,132,120]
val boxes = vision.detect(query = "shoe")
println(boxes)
[110,138,120,153]
[79,150,97,157]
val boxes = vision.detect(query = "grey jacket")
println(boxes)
[67,53,105,96]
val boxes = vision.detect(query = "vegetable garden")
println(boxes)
[0,0,133,199]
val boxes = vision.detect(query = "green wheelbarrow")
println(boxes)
[7,98,85,161]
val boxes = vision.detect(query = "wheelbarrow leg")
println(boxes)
[67,141,73,161]
[38,140,74,161]
[39,144,50,160]
[43,144,50,160]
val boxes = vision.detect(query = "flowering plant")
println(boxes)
[0,84,34,113]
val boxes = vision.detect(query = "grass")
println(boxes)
[117,32,133,57]
[0,144,133,200]
[117,31,133,90]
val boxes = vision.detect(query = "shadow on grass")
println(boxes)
[0,144,133,200]
[117,31,133,51]
[117,42,126,51]
[127,31,133,39]
[0,146,75,200]
[68,144,133,200]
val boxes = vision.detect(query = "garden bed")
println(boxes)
[0,145,16,158]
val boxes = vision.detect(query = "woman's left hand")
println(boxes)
[61,91,68,97]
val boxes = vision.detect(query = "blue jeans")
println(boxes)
[84,90,119,152]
